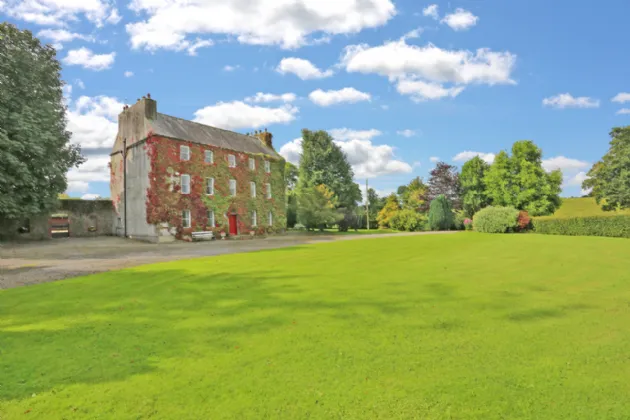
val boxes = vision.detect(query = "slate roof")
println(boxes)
[149,112,282,159]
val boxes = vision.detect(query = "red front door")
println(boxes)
[228,214,238,235]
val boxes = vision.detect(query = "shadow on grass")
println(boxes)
[0,267,414,402]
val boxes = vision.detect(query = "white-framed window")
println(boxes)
[204,150,214,164]
[250,181,256,198]
[249,157,256,170]
[228,154,236,168]
[182,210,191,228]
[206,177,214,195]
[229,179,237,196]
[264,160,271,173]
[180,145,190,161]
[268,211,273,226]
[180,174,190,194]
[252,210,257,227]
[207,210,215,227]
[266,183,272,199]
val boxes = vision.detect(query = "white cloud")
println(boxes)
[616,108,630,115]
[193,101,298,130]
[186,38,214,56]
[81,193,102,200]
[37,29,93,44]
[612,92,630,103]
[106,9,121,25]
[67,155,111,186]
[542,156,590,172]
[75,79,85,89]
[453,151,496,164]
[401,27,423,41]
[381,104,389,110]
[67,181,90,194]
[276,58,333,80]
[126,0,396,52]
[396,129,416,137]
[542,93,600,109]
[423,4,439,20]
[329,128,382,141]
[341,40,516,102]
[1,0,117,27]
[396,79,465,101]
[63,48,115,71]
[441,8,478,31]
[309,87,371,107]
[223,65,240,72]
[124,71,134,77]
[244,92,297,104]
[429,156,440,163]
[279,138,303,165]
[279,129,412,178]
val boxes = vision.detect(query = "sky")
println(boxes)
[3,0,630,200]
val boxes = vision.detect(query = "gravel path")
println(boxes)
[0,231,456,289]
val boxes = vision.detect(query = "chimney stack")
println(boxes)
[255,129,273,149]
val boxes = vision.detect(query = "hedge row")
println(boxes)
[532,215,630,238]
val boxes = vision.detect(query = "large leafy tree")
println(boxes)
[297,184,342,231]
[428,195,454,231]
[484,141,562,216]
[376,193,401,228]
[298,129,362,230]
[399,177,430,212]
[460,156,491,217]
[427,162,461,209]
[0,23,84,223]
[582,126,630,210]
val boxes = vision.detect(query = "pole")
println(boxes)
[123,138,127,238]
[366,179,370,230]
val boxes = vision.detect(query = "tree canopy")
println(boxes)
[0,23,84,221]
[296,184,341,230]
[582,126,630,210]
[460,156,490,217]
[428,162,461,209]
[484,141,562,216]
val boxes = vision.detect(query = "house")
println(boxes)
[109,95,286,243]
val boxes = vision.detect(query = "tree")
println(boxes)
[0,23,84,224]
[285,162,298,227]
[376,193,401,228]
[297,184,342,231]
[400,176,430,212]
[428,195,454,231]
[428,162,461,209]
[484,141,562,216]
[460,156,491,217]
[297,129,362,231]
[582,126,630,210]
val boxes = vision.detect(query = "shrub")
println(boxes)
[464,218,473,230]
[389,209,427,232]
[532,215,630,238]
[517,211,531,231]
[473,206,519,233]
[428,195,454,231]
[452,210,466,230]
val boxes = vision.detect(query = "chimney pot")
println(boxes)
[147,93,151,99]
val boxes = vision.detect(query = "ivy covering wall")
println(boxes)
[144,135,286,239]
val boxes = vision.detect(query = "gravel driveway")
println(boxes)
[0,231,456,289]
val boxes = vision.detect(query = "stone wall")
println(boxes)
[0,199,116,241]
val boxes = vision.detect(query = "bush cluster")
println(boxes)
[428,195,454,231]
[452,211,466,230]
[389,209,427,232]
[532,215,630,238]
[473,206,520,233]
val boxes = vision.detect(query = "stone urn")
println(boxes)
[220,231,226,240]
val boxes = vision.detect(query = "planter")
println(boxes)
[249,231,255,238]
[220,232,226,240]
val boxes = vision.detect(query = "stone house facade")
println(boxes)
[110,95,286,243]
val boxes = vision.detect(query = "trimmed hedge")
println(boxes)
[473,206,519,233]
[532,215,630,238]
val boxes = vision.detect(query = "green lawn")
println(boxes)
[2,233,630,418]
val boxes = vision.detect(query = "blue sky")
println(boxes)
[3,0,630,200]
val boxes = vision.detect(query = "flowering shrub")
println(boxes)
[144,135,286,239]
[473,206,519,233]
[464,218,473,230]
[517,211,531,231]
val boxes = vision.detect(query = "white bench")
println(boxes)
[191,231,214,241]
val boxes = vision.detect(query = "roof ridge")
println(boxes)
[157,112,256,140]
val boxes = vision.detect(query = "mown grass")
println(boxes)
[2,233,630,419]
[537,197,630,220]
